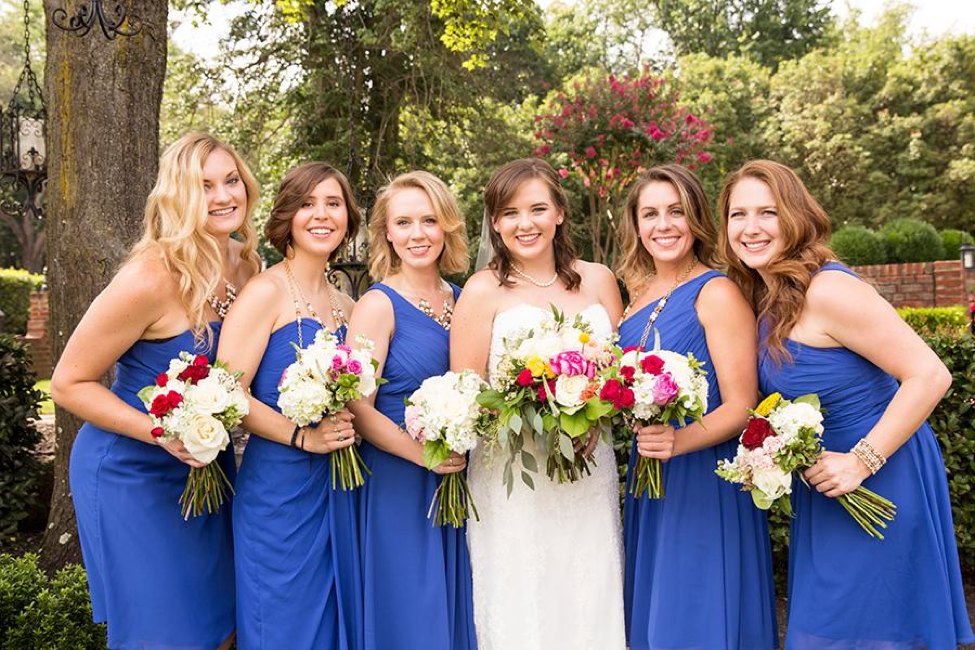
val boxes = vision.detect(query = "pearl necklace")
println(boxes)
[207,280,237,319]
[284,260,346,348]
[511,263,558,287]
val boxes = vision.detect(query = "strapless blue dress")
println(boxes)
[358,283,477,650]
[620,271,778,650]
[758,262,973,649]
[233,320,363,650]
[70,324,236,650]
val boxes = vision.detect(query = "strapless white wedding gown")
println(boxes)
[467,303,626,650]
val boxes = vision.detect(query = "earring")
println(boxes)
[285,242,295,259]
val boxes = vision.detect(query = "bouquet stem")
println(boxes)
[330,444,372,491]
[629,457,665,499]
[837,486,897,539]
[429,473,479,528]
[546,449,595,484]
[180,462,235,520]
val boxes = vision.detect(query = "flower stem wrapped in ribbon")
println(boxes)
[716,392,897,539]
[404,370,492,527]
[138,352,249,519]
[476,305,622,494]
[277,330,385,490]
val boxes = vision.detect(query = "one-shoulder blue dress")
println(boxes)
[620,270,778,650]
[233,320,363,650]
[358,283,477,650]
[70,324,236,650]
[758,262,973,650]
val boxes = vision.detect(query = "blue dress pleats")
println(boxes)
[358,283,477,650]
[69,323,237,650]
[758,262,973,650]
[233,320,363,650]
[620,271,778,650]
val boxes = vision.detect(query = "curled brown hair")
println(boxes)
[265,162,362,261]
[484,158,581,290]
[616,164,718,294]
[717,160,835,363]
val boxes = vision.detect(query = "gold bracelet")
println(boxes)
[851,439,886,475]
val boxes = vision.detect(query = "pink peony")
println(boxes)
[651,373,679,406]
[331,355,346,370]
[549,351,588,377]
[347,359,363,375]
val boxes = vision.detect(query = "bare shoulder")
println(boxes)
[235,268,286,305]
[805,268,877,315]
[698,274,747,305]
[350,287,393,321]
[112,250,177,301]
[458,268,502,302]
[574,259,614,283]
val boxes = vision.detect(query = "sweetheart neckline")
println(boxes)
[491,302,608,326]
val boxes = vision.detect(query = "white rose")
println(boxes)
[554,374,589,408]
[189,376,230,415]
[181,414,230,464]
[752,466,792,501]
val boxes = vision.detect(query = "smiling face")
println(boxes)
[492,177,563,265]
[386,187,445,272]
[726,176,784,272]
[202,148,248,237]
[290,176,348,259]
[636,180,696,267]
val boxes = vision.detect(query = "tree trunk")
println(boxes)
[40,0,167,572]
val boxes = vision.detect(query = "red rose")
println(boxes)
[155,373,168,387]
[193,354,209,366]
[600,379,622,403]
[517,368,535,387]
[150,427,164,439]
[536,379,556,402]
[614,386,635,410]
[166,390,184,409]
[149,394,171,417]
[620,366,635,385]
[622,346,642,354]
[177,364,209,384]
[640,355,664,376]
[741,418,774,450]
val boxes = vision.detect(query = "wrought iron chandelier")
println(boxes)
[51,0,141,39]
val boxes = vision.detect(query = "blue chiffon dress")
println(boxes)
[70,323,236,650]
[358,283,477,650]
[233,320,363,650]
[620,270,778,650]
[758,262,973,650]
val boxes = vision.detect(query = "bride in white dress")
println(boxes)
[450,158,627,650]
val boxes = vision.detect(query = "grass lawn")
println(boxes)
[34,379,54,415]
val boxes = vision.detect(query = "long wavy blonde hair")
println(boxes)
[717,160,835,363]
[128,132,261,348]
[616,164,718,295]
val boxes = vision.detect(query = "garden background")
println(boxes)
[0,0,973,646]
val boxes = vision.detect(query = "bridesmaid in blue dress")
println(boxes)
[719,159,974,649]
[346,171,476,650]
[217,162,363,650]
[616,164,777,650]
[54,133,262,649]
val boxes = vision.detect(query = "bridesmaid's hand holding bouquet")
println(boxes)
[138,352,249,519]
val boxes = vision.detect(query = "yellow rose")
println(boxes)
[755,392,781,417]
[544,363,556,379]
[526,356,547,378]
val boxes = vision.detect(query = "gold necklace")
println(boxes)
[511,263,558,287]
[284,259,346,347]
[621,256,699,349]
[207,280,237,319]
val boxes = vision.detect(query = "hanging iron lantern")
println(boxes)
[51,0,141,39]
[328,216,371,300]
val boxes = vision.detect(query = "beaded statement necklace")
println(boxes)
[207,280,237,320]
[417,286,453,330]
[284,259,346,348]
[619,256,699,349]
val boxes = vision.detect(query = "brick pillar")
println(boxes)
[25,290,52,379]
[933,260,964,307]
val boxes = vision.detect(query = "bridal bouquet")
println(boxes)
[404,370,492,527]
[476,305,621,493]
[616,344,709,499]
[138,352,248,519]
[277,329,383,490]
[716,392,897,539]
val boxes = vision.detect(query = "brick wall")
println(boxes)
[24,290,52,379]
[851,260,967,308]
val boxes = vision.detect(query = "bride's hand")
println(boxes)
[573,428,599,458]
[432,451,467,475]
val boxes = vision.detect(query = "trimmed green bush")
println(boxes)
[830,226,887,266]
[0,554,107,649]
[0,268,44,335]
[897,306,969,338]
[880,218,945,263]
[925,334,975,574]
[0,335,44,536]
[940,229,975,261]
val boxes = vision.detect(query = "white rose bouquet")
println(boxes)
[716,392,897,539]
[476,305,621,492]
[277,329,383,490]
[404,370,493,527]
[138,352,249,519]
[615,344,709,499]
